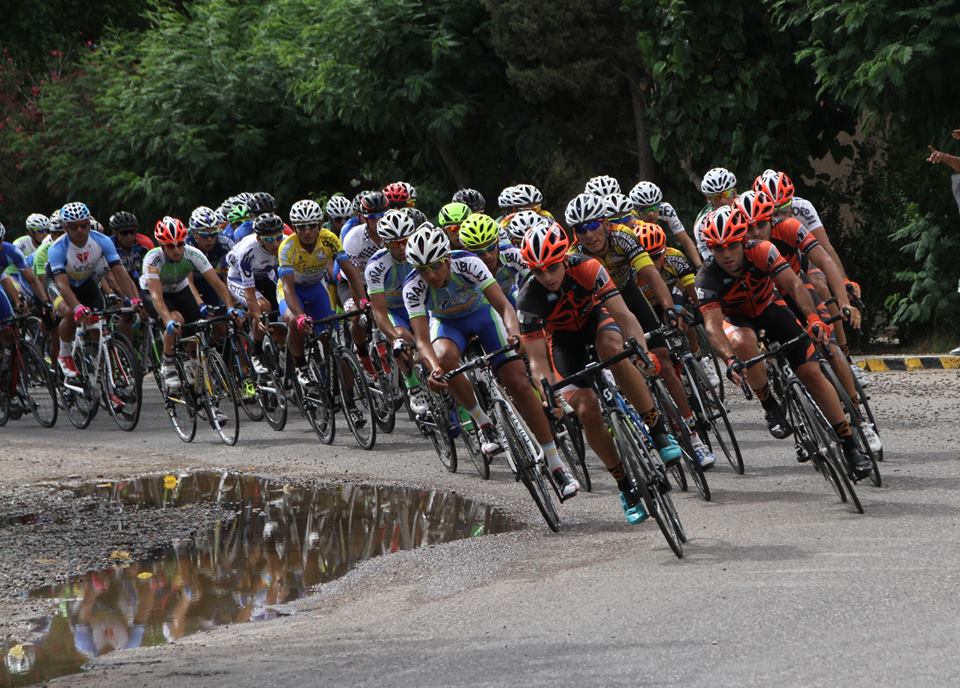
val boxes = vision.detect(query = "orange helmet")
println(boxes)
[521,221,570,270]
[753,169,795,207]
[154,216,187,245]
[634,221,666,255]
[735,190,775,225]
[702,206,748,247]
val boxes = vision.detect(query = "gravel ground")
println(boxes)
[0,369,957,687]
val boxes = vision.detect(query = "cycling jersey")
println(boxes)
[140,245,212,293]
[641,247,695,302]
[790,196,824,233]
[12,235,40,258]
[339,216,361,243]
[517,254,618,339]
[229,219,255,242]
[0,242,28,274]
[693,203,712,259]
[277,230,346,287]
[568,223,654,288]
[402,251,495,320]
[46,230,121,286]
[487,242,527,303]
[695,240,790,319]
[186,233,234,276]
[341,224,382,274]
[31,235,57,277]
[365,247,413,312]
[654,202,687,236]
[112,236,151,282]
[768,217,820,274]
[226,234,278,290]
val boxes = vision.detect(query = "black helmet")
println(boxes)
[109,211,138,232]
[403,207,428,228]
[453,188,486,213]
[248,191,277,215]
[359,191,389,216]
[253,212,284,235]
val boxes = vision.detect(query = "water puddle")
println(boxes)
[1,471,517,686]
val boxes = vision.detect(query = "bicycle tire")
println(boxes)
[227,332,265,423]
[61,350,97,430]
[654,378,709,501]
[367,344,398,434]
[0,371,11,426]
[256,338,288,431]
[20,341,58,428]
[556,414,591,492]
[424,382,457,472]
[851,372,883,461]
[685,357,744,475]
[203,350,240,446]
[695,324,725,403]
[461,421,490,479]
[493,398,559,532]
[337,348,377,450]
[819,360,881,487]
[611,411,683,558]
[296,357,336,444]
[165,358,197,443]
[101,337,142,431]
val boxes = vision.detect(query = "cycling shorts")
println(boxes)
[0,287,12,321]
[279,280,334,324]
[426,304,517,371]
[144,286,202,325]
[724,300,819,371]
[229,276,278,310]
[388,307,411,333]
[46,276,105,312]
[549,306,622,394]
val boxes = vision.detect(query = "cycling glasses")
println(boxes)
[260,234,284,243]
[363,212,386,221]
[469,241,498,255]
[707,189,736,203]
[117,229,138,237]
[293,222,321,232]
[609,214,634,225]
[415,258,449,273]
[575,220,604,233]
[640,204,660,215]
[530,262,564,275]
[195,231,220,238]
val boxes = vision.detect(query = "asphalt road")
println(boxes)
[2,369,959,687]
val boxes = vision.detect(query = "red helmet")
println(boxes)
[702,206,748,247]
[521,221,569,270]
[382,182,411,208]
[154,216,187,245]
[753,169,795,207]
[735,190,775,225]
[634,221,666,255]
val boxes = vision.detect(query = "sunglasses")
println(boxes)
[163,242,186,249]
[640,204,659,214]
[294,223,320,232]
[67,220,91,230]
[776,200,793,212]
[442,224,461,233]
[707,189,736,203]
[609,214,634,225]
[386,237,409,247]
[260,234,284,243]
[469,242,499,255]
[531,262,564,275]
[196,231,219,238]
[118,229,137,236]
[649,250,665,260]
[416,258,448,273]
[576,220,604,233]
[364,212,385,221]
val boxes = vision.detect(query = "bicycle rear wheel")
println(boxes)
[612,412,683,558]
[102,338,142,431]
[851,371,883,461]
[494,398,559,532]
[337,348,377,450]
[685,358,743,474]
[203,351,240,446]
[228,333,265,422]
[461,421,490,479]
[20,341,58,428]
[165,361,196,442]
[61,351,98,429]
[423,382,457,472]
[654,378,709,501]
[296,358,336,444]
[556,414,591,491]
[819,360,880,487]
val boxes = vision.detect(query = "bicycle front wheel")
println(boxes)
[337,348,377,450]
[493,398,560,532]
[61,352,97,430]
[102,338,142,431]
[556,414,591,492]
[228,333,265,422]
[819,359,880,487]
[296,358,335,444]
[20,341,58,428]
[685,357,743,475]
[258,342,288,431]
[203,351,240,446]
[654,378,709,501]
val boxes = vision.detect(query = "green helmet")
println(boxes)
[228,202,250,225]
[458,213,500,249]
[437,202,472,228]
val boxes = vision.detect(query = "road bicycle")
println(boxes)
[0,313,58,428]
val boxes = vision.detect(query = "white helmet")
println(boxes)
[48,210,64,234]
[189,206,218,232]
[377,209,417,241]
[25,213,50,233]
[701,167,737,195]
[60,201,91,224]
[513,183,543,207]
[629,181,663,208]
[326,195,353,219]
[564,193,606,226]
[406,223,450,267]
[0,221,5,241]
[398,181,417,201]
[603,193,635,218]
[506,210,549,244]
[585,175,620,197]
[290,199,324,226]
[497,185,519,210]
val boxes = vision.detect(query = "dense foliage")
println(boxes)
[1,0,958,341]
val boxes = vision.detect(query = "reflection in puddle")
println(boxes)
[1,472,517,686]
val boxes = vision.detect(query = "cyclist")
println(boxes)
[695,205,873,479]
[325,195,353,237]
[457,213,527,307]
[364,209,429,414]
[517,222,679,523]
[186,206,234,306]
[402,223,581,496]
[737,190,881,454]
[584,174,621,197]
[12,214,49,258]
[225,201,253,242]
[453,188,486,213]
[383,182,413,210]
[504,210,549,249]
[1,221,48,316]
[339,191,384,362]
[629,181,703,270]
[109,212,153,284]
[753,169,865,385]
[46,202,142,377]
[225,213,286,340]
[142,216,239,391]
[278,200,366,398]
[693,167,738,260]
[564,193,695,467]
[233,192,277,242]
[437,202,473,250]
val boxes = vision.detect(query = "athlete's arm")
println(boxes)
[636,263,679,314]
[673,231,702,270]
[280,273,304,317]
[203,269,235,309]
[603,293,650,356]
[409,314,442,373]
[806,244,859,328]
[338,258,368,307]
[482,282,520,341]
[369,291,408,343]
